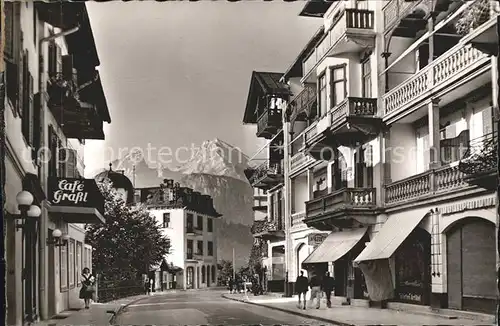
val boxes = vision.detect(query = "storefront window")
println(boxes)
[60,245,68,290]
[68,239,75,288]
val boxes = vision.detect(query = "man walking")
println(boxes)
[295,271,309,310]
[308,272,322,309]
[322,271,335,308]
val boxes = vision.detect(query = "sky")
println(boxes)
[83,1,320,176]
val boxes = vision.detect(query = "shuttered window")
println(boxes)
[48,42,58,77]
[65,149,78,178]
[48,126,59,177]
[21,51,33,145]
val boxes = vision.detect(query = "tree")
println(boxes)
[85,179,171,284]
[217,259,233,285]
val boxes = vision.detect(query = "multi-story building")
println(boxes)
[243,0,498,315]
[135,179,222,290]
[3,2,111,325]
[243,71,289,292]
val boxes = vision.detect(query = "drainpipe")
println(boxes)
[37,25,79,321]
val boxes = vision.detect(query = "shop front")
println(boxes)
[354,209,432,305]
[301,227,369,300]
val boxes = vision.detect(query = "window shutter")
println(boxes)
[4,3,14,59]
[6,61,19,111]
[33,93,41,160]
[62,55,73,81]
[56,46,62,73]
[65,149,78,178]
[48,126,57,177]
[17,46,24,116]
[57,140,65,177]
[482,107,493,135]
[48,42,57,77]
[29,74,34,145]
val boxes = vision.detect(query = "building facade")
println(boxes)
[244,0,498,315]
[135,179,222,291]
[3,2,110,325]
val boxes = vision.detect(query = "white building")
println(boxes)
[3,2,110,325]
[135,179,222,290]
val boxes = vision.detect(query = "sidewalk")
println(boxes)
[222,293,495,326]
[36,294,150,326]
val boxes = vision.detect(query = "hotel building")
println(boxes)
[3,2,110,325]
[245,0,498,315]
[135,179,222,290]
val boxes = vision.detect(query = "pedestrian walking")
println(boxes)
[144,277,151,295]
[295,270,309,310]
[79,268,96,309]
[308,272,322,309]
[322,271,335,308]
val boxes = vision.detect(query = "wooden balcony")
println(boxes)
[304,97,382,160]
[302,9,375,81]
[383,43,489,122]
[256,109,282,139]
[464,1,500,56]
[288,84,317,122]
[290,152,315,176]
[244,161,284,190]
[383,0,427,36]
[304,188,377,230]
[47,73,106,140]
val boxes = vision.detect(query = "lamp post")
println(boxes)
[46,229,70,247]
[14,190,42,323]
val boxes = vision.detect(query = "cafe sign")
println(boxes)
[308,233,328,248]
[48,177,104,212]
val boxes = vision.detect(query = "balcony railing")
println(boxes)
[383,0,423,31]
[289,84,317,121]
[383,43,488,117]
[186,226,202,235]
[248,160,283,185]
[385,165,470,205]
[290,152,315,174]
[257,109,282,139]
[303,9,375,78]
[459,132,497,175]
[330,97,378,127]
[305,188,376,220]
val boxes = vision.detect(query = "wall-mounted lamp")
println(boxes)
[46,229,70,247]
[13,190,41,231]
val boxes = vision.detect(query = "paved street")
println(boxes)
[114,290,325,325]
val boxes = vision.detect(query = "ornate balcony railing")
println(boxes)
[47,72,79,107]
[385,165,470,205]
[248,160,283,185]
[305,188,376,220]
[289,84,317,121]
[303,9,375,78]
[459,132,497,174]
[383,43,488,117]
[383,0,425,31]
[330,97,378,127]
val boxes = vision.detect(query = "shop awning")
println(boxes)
[48,206,105,224]
[302,227,367,264]
[354,208,430,263]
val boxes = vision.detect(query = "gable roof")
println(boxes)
[242,71,290,124]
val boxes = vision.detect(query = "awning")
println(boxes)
[48,206,105,224]
[302,227,367,264]
[354,208,431,263]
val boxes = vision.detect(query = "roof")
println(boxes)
[242,71,290,124]
[283,26,325,81]
[299,0,335,18]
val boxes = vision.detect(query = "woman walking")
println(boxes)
[79,268,96,309]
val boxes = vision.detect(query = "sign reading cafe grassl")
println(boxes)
[48,177,104,211]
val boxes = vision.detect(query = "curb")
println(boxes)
[221,294,354,326]
[108,296,149,325]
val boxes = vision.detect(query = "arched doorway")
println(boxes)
[186,267,194,289]
[296,243,309,278]
[394,227,431,305]
[446,217,495,314]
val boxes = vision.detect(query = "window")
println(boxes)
[187,240,193,259]
[197,215,203,230]
[163,213,170,228]
[186,213,194,232]
[48,126,63,177]
[202,266,206,283]
[207,218,213,232]
[208,241,214,256]
[330,65,347,107]
[211,265,216,283]
[76,242,82,286]
[21,51,34,146]
[69,239,75,288]
[48,42,58,77]
[362,58,371,98]
[197,240,204,255]
[318,72,327,116]
[60,245,68,291]
[416,127,430,173]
